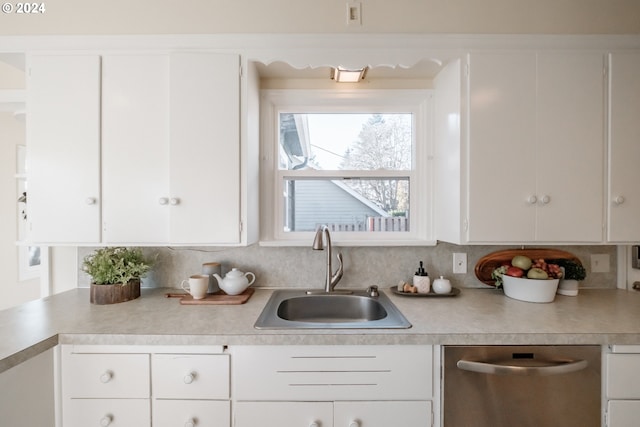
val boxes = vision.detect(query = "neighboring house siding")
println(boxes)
[291,180,383,232]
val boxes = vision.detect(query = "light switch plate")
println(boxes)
[591,254,610,273]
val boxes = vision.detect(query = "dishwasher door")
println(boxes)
[443,345,601,427]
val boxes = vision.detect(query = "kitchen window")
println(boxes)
[260,89,433,245]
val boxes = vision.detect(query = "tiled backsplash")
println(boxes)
[77,243,617,290]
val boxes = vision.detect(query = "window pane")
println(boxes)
[283,178,409,232]
[279,113,412,171]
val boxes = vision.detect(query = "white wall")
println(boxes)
[0,112,41,311]
[0,0,638,36]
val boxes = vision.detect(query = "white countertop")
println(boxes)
[2,287,640,373]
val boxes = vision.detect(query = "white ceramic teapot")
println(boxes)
[213,268,256,296]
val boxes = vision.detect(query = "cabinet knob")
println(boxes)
[86,197,97,205]
[184,418,196,427]
[527,195,537,205]
[614,195,626,205]
[349,421,360,427]
[170,197,181,206]
[159,197,169,205]
[100,415,113,427]
[540,195,551,205]
[309,422,320,427]
[183,372,196,384]
[99,371,113,383]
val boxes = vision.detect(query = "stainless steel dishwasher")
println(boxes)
[443,345,601,427]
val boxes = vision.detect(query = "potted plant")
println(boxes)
[82,247,154,305]
[551,259,587,296]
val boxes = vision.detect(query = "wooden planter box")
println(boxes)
[90,280,141,305]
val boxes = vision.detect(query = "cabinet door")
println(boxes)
[467,53,537,242]
[608,52,640,242]
[536,52,605,242]
[153,400,229,427]
[27,54,101,243]
[334,401,432,427]
[169,53,240,244]
[234,401,332,427]
[102,54,170,243]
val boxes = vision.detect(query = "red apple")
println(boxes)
[505,266,524,277]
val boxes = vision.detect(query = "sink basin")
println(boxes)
[254,289,411,329]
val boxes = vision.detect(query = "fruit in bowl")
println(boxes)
[492,256,562,303]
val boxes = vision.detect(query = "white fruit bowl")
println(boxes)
[502,275,560,303]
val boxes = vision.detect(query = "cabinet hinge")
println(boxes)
[239,65,243,78]
[239,220,243,233]
[465,63,470,77]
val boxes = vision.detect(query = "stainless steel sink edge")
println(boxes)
[254,289,412,330]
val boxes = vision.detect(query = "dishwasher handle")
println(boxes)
[457,358,589,376]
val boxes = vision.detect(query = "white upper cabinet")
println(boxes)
[436,51,605,244]
[27,54,102,244]
[466,52,538,242]
[102,54,171,243]
[535,52,605,242]
[101,53,241,244]
[168,53,240,244]
[608,52,640,243]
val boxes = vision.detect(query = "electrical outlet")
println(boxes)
[346,2,362,27]
[453,253,467,274]
[591,254,610,273]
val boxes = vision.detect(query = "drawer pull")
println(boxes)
[184,418,196,427]
[183,372,197,384]
[310,422,320,427]
[100,415,113,426]
[99,371,113,383]
[349,421,360,427]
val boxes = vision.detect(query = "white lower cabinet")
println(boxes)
[60,345,229,427]
[605,346,640,427]
[231,345,434,427]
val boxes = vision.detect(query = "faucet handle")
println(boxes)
[366,285,379,297]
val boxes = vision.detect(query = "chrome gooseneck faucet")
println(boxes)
[311,225,345,293]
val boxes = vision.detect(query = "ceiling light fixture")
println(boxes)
[331,66,368,83]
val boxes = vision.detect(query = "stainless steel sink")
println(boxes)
[254,289,411,329]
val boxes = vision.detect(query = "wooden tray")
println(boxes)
[165,288,255,305]
[475,248,582,287]
[390,287,460,298]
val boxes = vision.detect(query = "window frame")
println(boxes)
[260,88,434,246]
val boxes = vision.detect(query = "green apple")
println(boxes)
[511,255,533,270]
[527,267,549,279]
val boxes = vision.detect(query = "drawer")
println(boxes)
[65,398,150,427]
[334,401,432,427]
[63,352,150,398]
[153,400,230,427]
[234,401,333,427]
[152,354,229,399]
[232,345,433,401]
[607,354,640,398]
[608,400,640,427]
